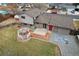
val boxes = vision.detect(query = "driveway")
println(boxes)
[49,32,79,56]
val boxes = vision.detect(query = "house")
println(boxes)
[17,3,33,11]
[14,8,45,27]
[0,3,18,21]
[14,14,34,25]
[16,8,44,19]
[35,13,75,31]
[46,3,76,15]
[33,3,48,11]
[57,4,75,15]
[24,8,44,19]
[0,3,17,11]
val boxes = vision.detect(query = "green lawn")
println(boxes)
[0,26,61,56]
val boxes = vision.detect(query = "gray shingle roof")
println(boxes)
[35,13,50,24]
[16,8,44,18]
[36,13,75,29]
[49,14,74,29]
[25,8,42,17]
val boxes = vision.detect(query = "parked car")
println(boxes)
[17,4,33,11]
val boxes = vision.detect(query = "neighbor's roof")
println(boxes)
[16,8,44,18]
[59,4,75,9]
[25,8,43,17]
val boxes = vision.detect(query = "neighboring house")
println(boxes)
[14,8,45,29]
[48,3,74,9]
[47,3,76,15]
[57,5,75,15]
[15,8,44,20]
[33,3,48,11]
[0,3,17,22]
[0,3,17,11]
[25,8,44,19]
[17,3,33,11]
[14,14,34,25]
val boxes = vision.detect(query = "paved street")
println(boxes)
[49,31,79,56]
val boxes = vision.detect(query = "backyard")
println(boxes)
[0,26,61,56]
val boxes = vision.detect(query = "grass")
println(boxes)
[0,26,61,56]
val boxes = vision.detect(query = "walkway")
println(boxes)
[0,18,16,27]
